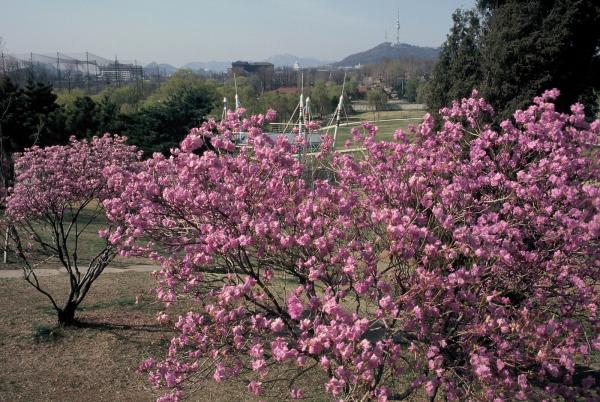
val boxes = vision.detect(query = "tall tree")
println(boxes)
[479,0,600,118]
[310,81,331,117]
[367,88,387,119]
[122,84,216,155]
[426,0,600,119]
[64,95,98,138]
[404,78,422,102]
[0,78,67,192]
[95,95,120,134]
[0,76,23,194]
[425,9,483,113]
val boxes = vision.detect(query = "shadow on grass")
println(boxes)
[72,320,167,333]
[37,297,139,316]
[69,319,173,352]
[30,317,168,337]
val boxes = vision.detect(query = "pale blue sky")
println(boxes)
[0,0,476,66]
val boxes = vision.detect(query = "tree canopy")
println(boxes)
[105,91,600,401]
[426,0,600,119]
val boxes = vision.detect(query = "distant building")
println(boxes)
[272,67,299,88]
[230,61,274,90]
[99,62,143,83]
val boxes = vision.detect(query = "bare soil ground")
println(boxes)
[0,271,332,402]
[0,272,165,401]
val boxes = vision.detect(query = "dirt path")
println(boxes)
[0,264,159,279]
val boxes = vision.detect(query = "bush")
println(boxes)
[31,323,63,343]
[5,135,140,326]
[105,92,599,401]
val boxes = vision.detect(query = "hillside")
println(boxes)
[144,62,178,75]
[334,42,439,67]
[183,61,230,73]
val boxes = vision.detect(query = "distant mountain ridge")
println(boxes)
[334,42,439,67]
[183,61,230,73]
[143,42,439,74]
[144,62,178,75]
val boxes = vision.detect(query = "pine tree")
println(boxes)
[479,0,600,118]
[425,9,483,113]
[426,0,600,119]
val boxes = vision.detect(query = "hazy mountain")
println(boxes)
[182,55,332,72]
[144,62,178,75]
[183,61,230,73]
[266,54,331,68]
[146,43,439,76]
[334,42,439,67]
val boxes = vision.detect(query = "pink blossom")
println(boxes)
[265,108,277,122]
[102,96,600,401]
[247,380,261,395]
[290,388,304,399]
[287,294,304,320]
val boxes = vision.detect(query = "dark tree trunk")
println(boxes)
[57,301,77,326]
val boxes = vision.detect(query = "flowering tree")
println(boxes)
[105,93,600,401]
[4,135,139,325]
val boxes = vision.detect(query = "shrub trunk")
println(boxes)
[57,302,77,326]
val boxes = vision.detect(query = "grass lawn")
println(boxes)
[0,265,427,401]
[0,272,165,401]
[0,271,334,401]
[321,109,426,148]
[1,201,151,270]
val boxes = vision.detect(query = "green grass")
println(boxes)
[4,200,150,268]
[31,323,63,343]
[322,109,426,148]
[39,296,142,316]
[79,296,140,311]
[351,109,426,121]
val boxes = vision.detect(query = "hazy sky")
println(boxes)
[1,0,476,66]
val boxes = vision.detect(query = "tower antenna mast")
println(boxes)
[396,9,400,45]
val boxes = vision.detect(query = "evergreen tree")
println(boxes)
[0,77,67,192]
[64,96,98,138]
[122,85,216,155]
[479,0,600,118]
[426,0,600,119]
[425,9,482,113]
[404,78,423,102]
[96,95,120,134]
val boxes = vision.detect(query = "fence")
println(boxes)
[0,52,166,93]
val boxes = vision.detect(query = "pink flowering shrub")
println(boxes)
[105,90,600,401]
[4,135,140,325]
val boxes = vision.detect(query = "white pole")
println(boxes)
[305,96,311,151]
[3,227,8,264]
[299,93,304,143]
[332,94,344,151]
[332,72,347,151]
[222,97,228,121]
[299,73,305,158]
[234,73,241,110]
[233,73,242,141]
